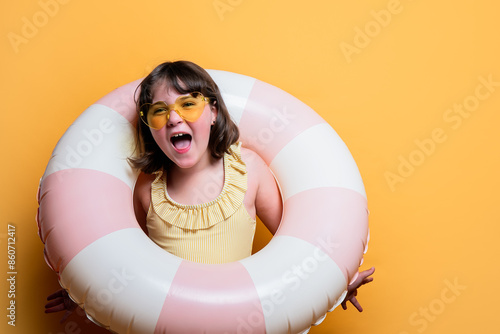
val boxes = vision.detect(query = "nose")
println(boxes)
[167,109,184,127]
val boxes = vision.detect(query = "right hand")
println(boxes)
[341,267,375,312]
[45,289,78,323]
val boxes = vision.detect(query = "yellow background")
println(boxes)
[1,0,498,333]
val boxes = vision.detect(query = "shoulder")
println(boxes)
[135,172,156,192]
[240,147,268,173]
[240,147,272,188]
[240,146,276,194]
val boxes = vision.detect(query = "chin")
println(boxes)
[171,157,198,169]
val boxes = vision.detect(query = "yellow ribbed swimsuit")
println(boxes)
[146,143,256,264]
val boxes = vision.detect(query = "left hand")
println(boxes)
[341,267,375,312]
[45,289,78,323]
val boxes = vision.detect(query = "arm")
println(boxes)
[242,148,283,235]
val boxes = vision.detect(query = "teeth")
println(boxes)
[172,133,186,138]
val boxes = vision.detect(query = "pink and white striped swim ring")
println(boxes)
[37,70,369,334]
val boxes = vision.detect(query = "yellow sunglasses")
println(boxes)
[139,92,211,129]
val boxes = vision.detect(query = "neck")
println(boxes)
[169,153,218,177]
[166,156,225,205]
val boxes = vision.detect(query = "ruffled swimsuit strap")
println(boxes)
[150,142,247,230]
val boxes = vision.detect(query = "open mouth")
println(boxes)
[170,133,192,151]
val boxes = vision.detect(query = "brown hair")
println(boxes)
[129,61,240,174]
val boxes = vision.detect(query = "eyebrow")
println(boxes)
[176,95,195,102]
[153,94,194,105]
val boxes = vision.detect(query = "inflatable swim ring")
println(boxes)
[37,70,369,334]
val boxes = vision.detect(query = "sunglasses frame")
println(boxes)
[139,92,211,129]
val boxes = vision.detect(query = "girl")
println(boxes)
[130,60,282,263]
[45,60,374,321]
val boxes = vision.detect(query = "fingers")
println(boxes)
[342,267,375,312]
[349,267,375,289]
[349,296,363,312]
[364,267,376,277]
[44,289,77,321]
[45,303,66,314]
[45,305,75,323]
[341,295,363,312]
[45,297,64,309]
[46,289,65,300]
[358,276,374,288]
[358,267,375,281]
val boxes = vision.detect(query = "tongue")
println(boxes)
[172,137,191,150]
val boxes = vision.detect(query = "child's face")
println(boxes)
[149,83,218,170]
